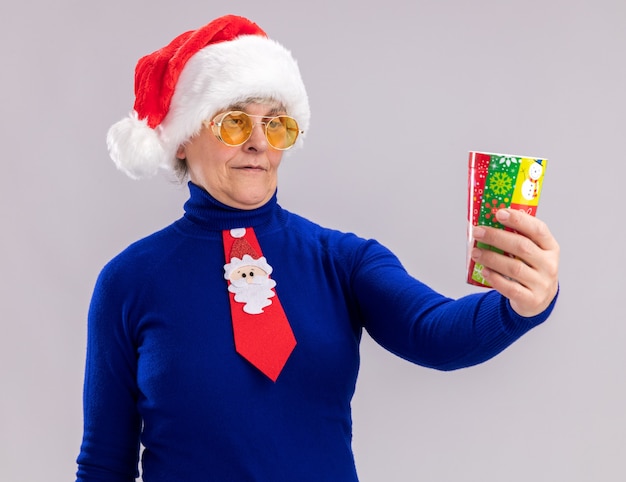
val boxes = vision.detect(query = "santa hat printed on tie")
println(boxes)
[223,228,274,282]
[107,15,310,179]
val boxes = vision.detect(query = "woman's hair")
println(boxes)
[173,157,189,183]
[173,97,287,183]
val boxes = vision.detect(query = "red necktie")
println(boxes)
[222,227,296,381]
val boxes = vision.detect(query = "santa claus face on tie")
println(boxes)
[225,254,277,314]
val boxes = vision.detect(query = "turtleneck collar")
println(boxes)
[182,182,280,232]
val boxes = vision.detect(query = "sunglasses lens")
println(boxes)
[219,112,253,146]
[266,116,300,150]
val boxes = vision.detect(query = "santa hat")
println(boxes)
[107,15,310,180]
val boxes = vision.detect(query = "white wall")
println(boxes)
[1,0,624,480]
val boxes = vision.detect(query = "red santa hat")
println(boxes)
[107,15,310,179]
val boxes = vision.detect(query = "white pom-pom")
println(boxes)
[230,228,247,238]
[106,112,168,180]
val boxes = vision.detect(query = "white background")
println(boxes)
[1,0,625,481]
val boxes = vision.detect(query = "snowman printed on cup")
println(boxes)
[521,161,543,201]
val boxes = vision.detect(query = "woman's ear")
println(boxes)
[176,145,186,160]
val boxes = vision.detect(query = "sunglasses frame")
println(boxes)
[206,111,303,150]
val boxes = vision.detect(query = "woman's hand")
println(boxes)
[471,209,560,317]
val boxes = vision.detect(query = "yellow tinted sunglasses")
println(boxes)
[206,111,303,150]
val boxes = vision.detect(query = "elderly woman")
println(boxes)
[76,15,559,482]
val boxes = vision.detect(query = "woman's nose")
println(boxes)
[244,123,268,152]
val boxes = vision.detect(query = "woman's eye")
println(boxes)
[225,118,243,128]
[267,119,282,130]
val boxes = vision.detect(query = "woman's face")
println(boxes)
[177,102,285,210]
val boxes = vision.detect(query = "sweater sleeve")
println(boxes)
[350,239,557,371]
[76,260,142,481]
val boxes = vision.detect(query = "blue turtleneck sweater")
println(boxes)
[76,182,556,481]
